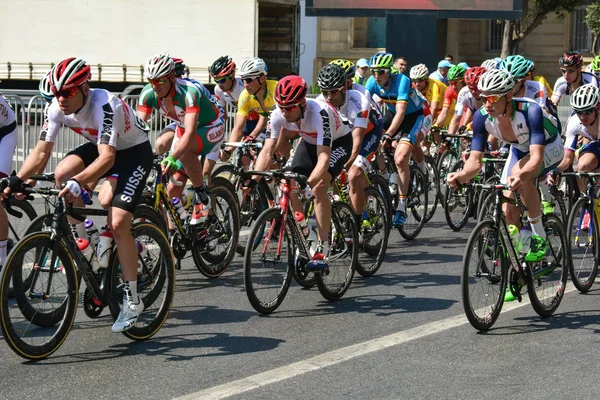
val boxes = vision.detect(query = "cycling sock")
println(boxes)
[528,215,546,240]
[397,196,407,213]
[0,239,6,267]
[193,184,210,205]
[72,222,88,240]
[126,280,139,303]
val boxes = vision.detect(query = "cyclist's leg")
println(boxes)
[203,139,223,186]
[155,124,176,155]
[577,142,600,172]
[280,131,304,214]
[349,121,382,220]
[0,128,17,267]
[501,146,521,227]
[98,175,118,209]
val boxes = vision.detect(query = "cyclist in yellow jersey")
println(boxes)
[222,57,278,158]
[410,64,447,119]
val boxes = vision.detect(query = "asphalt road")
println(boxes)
[1,207,599,400]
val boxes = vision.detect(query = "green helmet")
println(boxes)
[447,65,467,82]
[369,52,393,69]
[499,55,530,79]
[329,59,356,79]
[591,55,600,71]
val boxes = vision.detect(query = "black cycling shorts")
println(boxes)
[382,109,424,145]
[66,141,153,213]
[286,134,353,181]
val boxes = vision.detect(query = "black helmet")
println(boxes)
[317,64,347,90]
[209,55,236,78]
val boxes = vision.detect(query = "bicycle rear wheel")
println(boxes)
[244,208,293,314]
[315,201,358,300]
[108,222,175,340]
[566,197,599,292]
[0,232,78,360]
[423,155,439,223]
[461,220,507,331]
[527,214,568,317]
[357,186,389,277]
[444,161,473,231]
[398,166,428,240]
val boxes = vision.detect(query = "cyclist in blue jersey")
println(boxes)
[447,69,563,264]
[364,52,425,227]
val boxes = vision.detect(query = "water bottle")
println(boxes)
[307,214,318,242]
[171,197,188,220]
[96,227,114,269]
[295,212,309,237]
[508,224,521,252]
[77,238,94,264]
[520,227,532,254]
[85,219,99,249]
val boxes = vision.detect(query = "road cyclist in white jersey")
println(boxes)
[552,51,600,107]
[246,75,353,271]
[316,63,383,229]
[446,66,486,136]
[0,88,18,270]
[0,57,154,332]
[447,69,563,268]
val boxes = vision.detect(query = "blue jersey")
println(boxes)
[364,74,423,116]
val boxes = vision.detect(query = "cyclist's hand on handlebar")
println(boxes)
[0,175,23,200]
[381,133,393,147]
[161,155,180,175]
[507,175,523,192]
[457,125,467,134]
[243,135,256,143]
[430,124,440,134]
[546,168,561,186]
[59,179,83,203]
[446,172,463,189]
[219,148,232,161]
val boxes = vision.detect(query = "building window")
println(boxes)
[572,3,592,52]
[486,20,505,52]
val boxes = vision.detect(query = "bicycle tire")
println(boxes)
[461,219,507,331]
[444,161,473,231]
[566,197,599,292]
[357,186,389,277]
[368,173,394,227]
[527,213,568,317]
[315,201,358,300]
[398,166,428,240]
[133,204,168,234]
[243,208,293,314]
[25,213,53,235]
[476,176,500,222]
[192,185,240,278]
[437,149,458,205]
[0,231,78,360]
[6,197,38,245]
[423,155,439,223]
[108,222,175,340]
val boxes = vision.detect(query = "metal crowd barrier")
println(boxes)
[4,92,573,174]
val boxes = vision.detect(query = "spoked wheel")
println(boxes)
[243,208,293,314]
[0,232,78,360]
[357,186,389,277]
[477,176,500,222]
[566,197,599,292]
[314,201,358,300]
[437,149,458,205]
[109,222,175,341]
[191,185,240,278]
[444,161,473,231]
[526,214,568,317]
[367,172,394,232]
[398,167,428,240]
[461,220,507,331]
[422,155,439,223]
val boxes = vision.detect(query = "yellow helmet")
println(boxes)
[329,59,356,79]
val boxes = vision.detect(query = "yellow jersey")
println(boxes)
[533,75,553,97]
[425,79,447,108]
[237,79,278,118]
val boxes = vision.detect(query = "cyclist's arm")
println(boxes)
[447,113,461,135]
[252,137,277,177]
[451,111,487,184]
[247,114,267,140]
[556,149,575,172]
[429,100,440,120]
[454,150,483,184]
[137,109,151,123]
[435,106,449,127]
[346,127,366,167]
[72,144,116,186]
[228,113,247,144]
[15,140,54,181]
[518,144,545,182]
[171,112,199,160]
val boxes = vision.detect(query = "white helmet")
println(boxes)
[481,59,499,71]
[239,57,267,79]
[144,53,174,80]
[571,84,600,111]
[409,64,429,80]
[477,69,515,95]
[39,71,54,100]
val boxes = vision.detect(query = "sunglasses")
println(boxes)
[411,77,427,83]
[52,86,79,99]
[149,77,167,85]
[278,103,300,112]
[481,94,504,104]
[215,75,231,84]
[242,76,259,84]
[322,88,342,97]
[576,108,596,116]
[371,68,389,75]
[561,68,577,75]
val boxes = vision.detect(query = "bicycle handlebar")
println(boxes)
[222,141,263,149]
[246,170,308,185]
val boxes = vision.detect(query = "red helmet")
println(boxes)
[464,66,487,87]
[560,51,583,68]
[50,57,91,91]
[274,76,307,106]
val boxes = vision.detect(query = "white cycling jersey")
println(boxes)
[552,72,599,103]
[0,93,16,129]
[316,89,369,130]
[0,93,17,176]
[516,80,548,108]
[351,82,382,119]
[454,86,479,117]
[214,77,245,110]
[563,114,599,152]
[268,99,352,146]
[40,89,149,151]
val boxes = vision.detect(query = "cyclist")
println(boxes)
[1,57,154,332]
[447,69,563,263]
[317,64,382,228]
[353,58,369,85]
[446,66,487,136]
[552,51,599,107]
[525,59,553,97]
[247,76,353,271]
[39,71,55,105]
[410,64,447,124]
[138,53,225,226]
[585,54,600,77]
[481,59,499,71]
[434,64,466,129]
[0,88,17,270]
[365,52,425,227]
[221,57,276,159]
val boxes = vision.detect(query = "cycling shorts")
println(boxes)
[243,119,266,141]
[285,134,353,181]
[383,110,424,147]
[500,134,564,185]
[0,122,17,178]
[578,141,600,170]
[66,141,153,213]
[353,119,383,171]
[173,122,225,156]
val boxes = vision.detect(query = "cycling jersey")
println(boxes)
[364,74,424,116]
[440,85,458,127]
[0,93,16,133]
[268,99,352,146]
[0,94,17,177]
[351,82,383,119]
[41,89,150,151]
[516,80,547,107]
[563,114,598,152]
[214,77,260,121]
[552,72,599,103]
[316,89,375,131]
[237,79,278,118]
[424,79,447,107]
[454,86,479,117]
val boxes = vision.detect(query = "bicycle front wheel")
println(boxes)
[357,186,389,277]
[398,166,428,240]
[109,222,175,341]
[527,213,568,317]
[315,201,358,300]
[461,220,507,331]
[0,232,78,360]
[444,161,473,231]
[244,208,293,314]
[566,197,599,292]
[422,155,439,223]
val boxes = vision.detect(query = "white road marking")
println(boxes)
[174,285,576,400]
